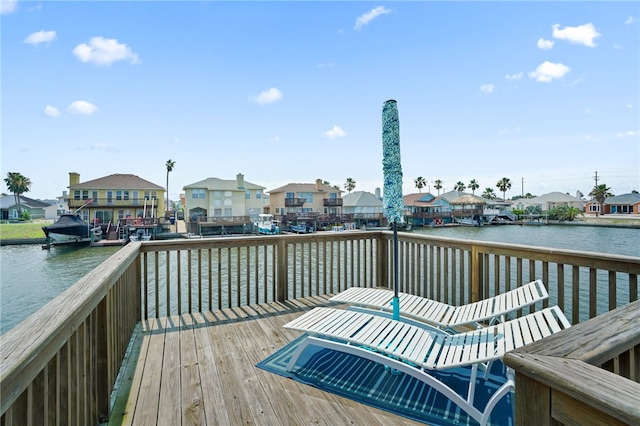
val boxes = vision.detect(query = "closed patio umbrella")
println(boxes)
[382,100,404,320]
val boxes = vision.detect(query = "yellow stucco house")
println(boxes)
[66,172,165,225]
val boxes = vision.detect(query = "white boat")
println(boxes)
[255,214,280,235]
[42,213,97,245]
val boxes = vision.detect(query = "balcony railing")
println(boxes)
[324,198,343,207]
[69,198,160,209]
[1,231,638,424]
[284,198,306,207]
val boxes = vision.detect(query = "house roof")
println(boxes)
[71,174,164,190]
[268,182,341,194]
[403,193,434,206]
[342,191,383,207]
[530,191,584,203]
[604,192,640,205]
[183,177,265,191]
[0,195,52,209]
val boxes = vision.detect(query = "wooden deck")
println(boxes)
[111,295,423,425]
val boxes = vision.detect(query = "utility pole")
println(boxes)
[521,177,524,197]
[593,170,599,188]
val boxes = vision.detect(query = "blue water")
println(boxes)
[411,224,639,257]
[0,244,120,334]
[1,225,638,334]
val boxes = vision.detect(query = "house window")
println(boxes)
[224,208,232,217]
[298,192,313,203]
[94,211,113,222]
[245,190,250,199]
[589,204,600,213]
[74,190,81,200]
[82,190,89,200]
[214,208,222,216]
[91,191,98,204]
[213,191,222,198]
[191,189,205,199]
[256,190,262,199]
[107,191,113,205]
[116,191,123,201]
[285,192,294,199]
[132,191,139,205]
[151,191,157,200]
[328,193,337,200]
[123,191,130,201]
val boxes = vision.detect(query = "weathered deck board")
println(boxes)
[114,295,423,425]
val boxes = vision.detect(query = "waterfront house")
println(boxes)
[514,191,586,213]
[181,174,266,235]
[0,195,53,220]
[182,173,266,221]
[404,190,512,226]
[403,192,451,226]
[268,179,343,220]
[603,192,640,215]
[67,172,165,224]
[342,190,385,228]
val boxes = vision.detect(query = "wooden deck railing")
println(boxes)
[504,299,640,425]
[1,231,638,425]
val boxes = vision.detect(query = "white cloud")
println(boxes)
[505,72,523,81]
[625,16,637,25]
[480,84,494,94]
[616,130,639,138]
[324,125,346,139]
[251,87,283,104]
[354,6,391,31]
[552,23,601,47]
[73,36,141,66]
[537,38,554,50]
[0,0,18,15]
[67,100,98,115]
[528,61,570,82]
[43,105,60,117]
[24,30,57,46]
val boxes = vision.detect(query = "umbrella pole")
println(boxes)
[392,221,400,320]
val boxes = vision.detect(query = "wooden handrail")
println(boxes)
[1,231,638,424]
[504,300,640,425]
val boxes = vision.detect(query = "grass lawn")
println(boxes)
[0,221,49,240]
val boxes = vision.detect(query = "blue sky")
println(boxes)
[2,1,638,202]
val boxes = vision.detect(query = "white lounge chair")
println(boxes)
[330,279,549,331]
[284,305,570,426]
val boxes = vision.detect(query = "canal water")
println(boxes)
[1,224,638,334]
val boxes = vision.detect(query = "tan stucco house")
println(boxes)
[268,179,343,218]
[182,173,266,221]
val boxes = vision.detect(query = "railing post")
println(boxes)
[470,245,482,302]
[95,299,110,421]
[377,234,389,288]
[276,238,287,302]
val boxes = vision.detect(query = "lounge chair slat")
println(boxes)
[331,280,550,329]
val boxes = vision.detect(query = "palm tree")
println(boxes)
[468,179,479,195]
[434,179,443,195]
[165,159,176,212]
[589,184,613,217]
[496,177,512,200]
[4,172,32,216]
[482,187,496,199]
[344,178,356,194]
[454,181,466,192]
[414,176,427,193]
